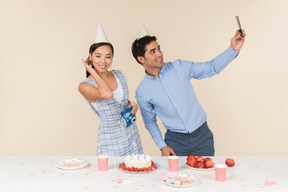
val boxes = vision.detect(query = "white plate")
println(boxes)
[185,163,214,171]
[161,173,199,188]
[117,162,159,174]
[56,158,88,170]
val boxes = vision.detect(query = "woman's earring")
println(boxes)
[88,60,93,67]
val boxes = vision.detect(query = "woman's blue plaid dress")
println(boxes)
[82,70,143,156]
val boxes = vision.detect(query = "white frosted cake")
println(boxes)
[125,154,152,168]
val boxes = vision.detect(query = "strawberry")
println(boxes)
[147,167,152,171]
[126,167,130,171]
[121,166,126,170]
[131,167,135,172]
[119,163,125,169]
[135,168,139,172]
[143,168,148,172]
[139,168,143,172]
[152,163,158,169]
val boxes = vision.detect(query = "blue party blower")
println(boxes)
[120,107,136,128]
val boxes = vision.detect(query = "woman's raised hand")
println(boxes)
[82,57,96,76]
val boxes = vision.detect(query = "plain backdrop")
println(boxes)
[1,0,287,156]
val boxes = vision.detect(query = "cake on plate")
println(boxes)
[119,154,157,172]
[125,154,152,168]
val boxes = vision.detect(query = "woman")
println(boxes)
[78,41,143,156]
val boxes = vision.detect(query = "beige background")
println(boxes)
[1,0,287,156]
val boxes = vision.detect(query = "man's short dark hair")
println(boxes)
[131,35,157,64]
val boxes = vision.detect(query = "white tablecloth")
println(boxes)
[0,156,287,192]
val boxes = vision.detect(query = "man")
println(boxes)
[131,29,245,156]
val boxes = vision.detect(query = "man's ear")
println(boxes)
[137,56,145,64]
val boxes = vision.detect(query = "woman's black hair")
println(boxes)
[131,36,157,64]
[86,42,114,77]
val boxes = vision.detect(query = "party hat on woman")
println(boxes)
[94,22,108,43]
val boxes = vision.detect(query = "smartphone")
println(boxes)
[235,16,244,37]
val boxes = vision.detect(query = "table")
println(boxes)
[0,156,287,192]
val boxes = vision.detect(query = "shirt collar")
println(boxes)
[144,70,157,80]
[144,64,167,80]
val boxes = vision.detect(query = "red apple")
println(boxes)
[196,156,204,162]
[195,161,205,169]
[204,157,212,163]
[187,158,197,167]
[225,158,235,167]
[204,160,214,168]
[187,155,196,161]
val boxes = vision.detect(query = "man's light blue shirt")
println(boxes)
[136,46,239,150]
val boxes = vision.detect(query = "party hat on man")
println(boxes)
[94,22,108,43]
[139,24,149,38]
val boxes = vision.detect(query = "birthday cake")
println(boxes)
[125,154,152,169]
[118,154,157,172]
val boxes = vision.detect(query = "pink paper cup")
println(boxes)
[168,156,179,172]
[97,155,108,171]
[214,164,227,182]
